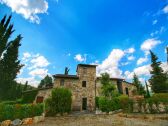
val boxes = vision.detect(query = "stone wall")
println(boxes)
[35,88,52,103]
[96,80,136,97]
[53,65,96,112]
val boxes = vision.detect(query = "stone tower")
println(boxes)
[76,64,97,111]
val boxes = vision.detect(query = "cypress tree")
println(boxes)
[132,73,145,95]
[23,81,28,91]
[149,50,168,93]
[0,15,23,100]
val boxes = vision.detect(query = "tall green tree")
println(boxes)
[100,73,116,99]
[149,50,168,93]
[23,81,28,91]
[0,15,23,100]
[38,75,53,88]
[132,73,145,95]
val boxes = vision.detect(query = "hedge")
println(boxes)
[45,88,72,116]
[0,103,43,122]
[21,90,38,104]
[98,96,121,112]
[98,95,134,113]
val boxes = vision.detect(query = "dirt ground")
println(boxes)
[32,113,168,126]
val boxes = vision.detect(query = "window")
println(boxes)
[60,79,64,86]
[82,81,86,87]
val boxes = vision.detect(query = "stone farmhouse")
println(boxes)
[36,64,136,112]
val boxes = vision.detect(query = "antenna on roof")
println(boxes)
[64,67,70,75]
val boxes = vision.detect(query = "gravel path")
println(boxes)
[32,114,168,126]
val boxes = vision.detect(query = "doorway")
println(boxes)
[82,98,87,110]
[125,87,129,96]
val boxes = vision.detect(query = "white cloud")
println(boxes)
[121,62,130,66]
[127,55,135,61]
[163,5,168,14]
[30,55,50,69]
[17,52,50,86]
[29,68,48,78]
[137,56,148,65]
[141,38,161,55]
[161,62,168,72]
[125,48,135,54]
[91,60,99,65]
[97,49,125,78]
[74,54,86,62]
[16,77,40,87]
[0,0,48,24]
[124,65,151,80]
[152,20,158,25]
[22,52,31,61]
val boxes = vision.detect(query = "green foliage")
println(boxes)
[118,95,129,111]
[0,15,23,100]
[149,50,168,93]
[22,90,38,104]
[45,88,72,116]
[0,99,22,105]
[38,75,53,88]
[98,97,109,112]
[0,103,43,121]
[100,73,116,98]
[151,93,168,103]
[132,73,145,95]
[98,96,121,112]
[95,97,99,108]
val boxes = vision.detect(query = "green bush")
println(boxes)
[98,97,109,112]
[118,95,129,110]
[151,93,168,103]
[45,88,72,116]
[98,97,121,112]
[95,97,99,109]
[0,103,43,121]
[21,90,38,104]
[0,99,22,105]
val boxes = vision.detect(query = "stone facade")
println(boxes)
[36,64,136,112]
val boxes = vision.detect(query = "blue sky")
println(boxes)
[0,0,168,86]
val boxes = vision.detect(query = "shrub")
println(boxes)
[0,99,22,105]
[152,93,168,103]
[98,97,109,112]
[0,103,43,122]
[118,95,129,110]
[95,97,99,109]
[98,97,121,112]
[21,90,38,104]
[45,88,72,116]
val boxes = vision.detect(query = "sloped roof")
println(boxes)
[53,74,79,79]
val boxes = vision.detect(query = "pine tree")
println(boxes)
[38,75,53,88]
[132,73,145,95]
[0,15,23,100]
[23,81,28,91]
[149,50,168,93]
